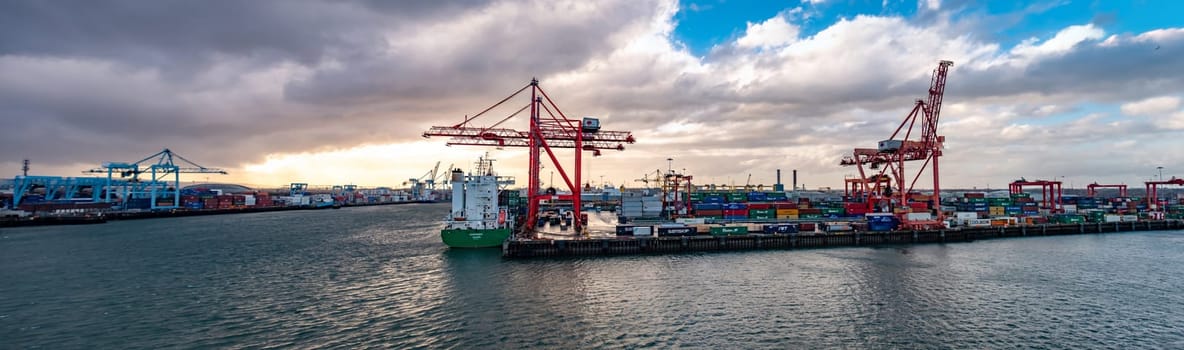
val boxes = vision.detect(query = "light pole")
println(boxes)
[550,171,554,189]
[1157,166,1163,181]
[666,158,673,174]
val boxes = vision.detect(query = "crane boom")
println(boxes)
[838,60,953,229]
[423,79,635,235]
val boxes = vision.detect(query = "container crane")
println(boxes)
[1145,176,1183,212]
[84,148,227,210]
[405,161,441,200]
[1009,179,1063,213]
[634,169,662,191]
[423,79,635,235]
[839,60,953,229]
[662,171,694,219]
[1086,183,1128,197]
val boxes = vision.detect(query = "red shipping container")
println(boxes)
[748,203,773,210]
[963,192,986,199]
[723,209,748,216]
[203,198,218,208]
[773,202,797,209]
[696,209,723,216]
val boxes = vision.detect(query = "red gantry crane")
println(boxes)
[423,79,635,235]
[1086,182,1128,197]
[840,60,953,229]
[1145,176,1184,212]
[1009,179,1063,213]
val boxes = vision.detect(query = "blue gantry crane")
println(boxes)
[84,148,227,210]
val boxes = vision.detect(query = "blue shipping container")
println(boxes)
[694,203,723,210]
[724,203,748,210]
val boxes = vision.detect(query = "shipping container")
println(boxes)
[657,226,698,236]
[762,223,799,234]
[775,208,799,216]
[709,226,748,236]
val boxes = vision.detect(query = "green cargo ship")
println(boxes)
[441,155,517,248]
[441,227,512,248]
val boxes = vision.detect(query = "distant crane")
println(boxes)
[1145,176,1183,212]
[634,169,662,190]
[405,161,442,201]
[1010,179,1063,213]
[84,148,227,210]
[423,78,635,234]
[840,60,953,229]
[1086,183,1128,197]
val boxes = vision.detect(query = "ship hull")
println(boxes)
[441,228,512,248]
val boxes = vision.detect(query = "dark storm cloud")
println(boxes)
[955,35,1184,102]
[0,0,658,170]
[0,0,488,71]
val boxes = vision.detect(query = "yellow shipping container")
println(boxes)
[776,214,799,220]
[775,209,799,215]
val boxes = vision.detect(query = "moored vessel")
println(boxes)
[440,155,516,248]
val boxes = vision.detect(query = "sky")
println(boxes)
[1,0,1182,191]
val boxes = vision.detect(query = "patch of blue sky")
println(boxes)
[1022,103,1119,126]
[673,0,1184,57]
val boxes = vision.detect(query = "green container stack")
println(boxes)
[710,226,748,236]
[749,209,776,219]
[689,192,705,201]
[821,208,845,216]
[727,192,747,202]
[1011,193,1031,199]
[987,198,1011,206]
[1053,214,1085,224]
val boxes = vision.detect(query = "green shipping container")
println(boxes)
[966,198,987,203]
[689,192,705,201]
[710,226,748,235]
[749,209,776,216]
[821,208,845,215]
[727,193,747,202]
[800,213,823,219]
[1011,193,1031,199]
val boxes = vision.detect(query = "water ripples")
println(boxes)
[3,206,1184,348]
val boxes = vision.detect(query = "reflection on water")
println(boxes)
[2,203,1183,348]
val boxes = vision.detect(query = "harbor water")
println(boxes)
[3,203,1183,348]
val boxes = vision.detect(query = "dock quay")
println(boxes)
[503,220,1184,258]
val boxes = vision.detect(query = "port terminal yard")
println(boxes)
[503,220,1184,258]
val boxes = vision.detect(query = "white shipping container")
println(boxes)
[1121,215,1139,222]
[954,212,978,220]
[244,195,256,206]
[905,212,933,221]
[1062,204,1076,213]
[633,226,653,237]
[1104,214,1121,223]
[967,219,992,227]
[676,218,707,224]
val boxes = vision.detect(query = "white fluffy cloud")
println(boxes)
[3,0,1183,189]
[735,15,800,50]
[1121,96,1181,116]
